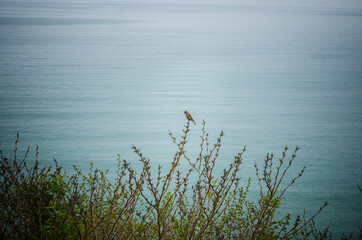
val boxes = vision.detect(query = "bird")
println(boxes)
[184,111,196,125]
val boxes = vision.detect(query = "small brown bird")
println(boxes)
[184,111,196,125]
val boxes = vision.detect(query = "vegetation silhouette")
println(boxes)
[1,121,358,239]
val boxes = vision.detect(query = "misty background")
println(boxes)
[1,0,362,237]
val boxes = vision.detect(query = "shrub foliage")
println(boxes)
[1,121,332,239]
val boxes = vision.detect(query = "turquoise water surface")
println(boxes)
[1,0,362,237]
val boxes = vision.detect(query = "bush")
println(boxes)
[1,121,336,239]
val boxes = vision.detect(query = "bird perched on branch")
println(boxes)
[184,111,196,125]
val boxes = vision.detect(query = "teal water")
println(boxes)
[1,1,362,237]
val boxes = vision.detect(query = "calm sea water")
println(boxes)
[1,0,362,237]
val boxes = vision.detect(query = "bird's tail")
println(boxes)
[192,120,196,125]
